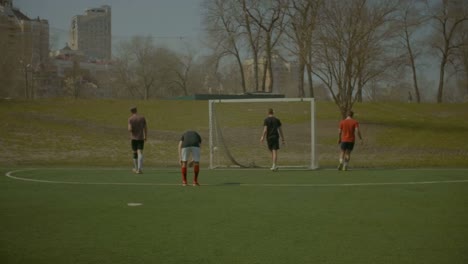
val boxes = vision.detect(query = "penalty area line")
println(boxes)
[4,169,180,186]
[238,179,468,187]
[5,169,468,187]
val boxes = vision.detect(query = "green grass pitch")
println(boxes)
[1,167,467,264]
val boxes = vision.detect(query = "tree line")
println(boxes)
[0,0,466,116]
[201,0,467,116]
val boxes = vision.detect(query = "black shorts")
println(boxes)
[131,140,145,151]
[340,142,355,151]
[267,137,280,151]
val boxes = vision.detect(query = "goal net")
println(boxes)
[208,98,317,169]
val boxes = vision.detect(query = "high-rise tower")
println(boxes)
[70,5,111,60]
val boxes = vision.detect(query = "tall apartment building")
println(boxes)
[70,5,111,61]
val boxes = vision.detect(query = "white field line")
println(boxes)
[5,169,179,186]
[209,167,468,171]
[5,168,468,187]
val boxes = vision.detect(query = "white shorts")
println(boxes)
[181,147,200,162]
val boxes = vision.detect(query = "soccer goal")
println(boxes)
[208,98,318,170]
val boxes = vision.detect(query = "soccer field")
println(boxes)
[1,167,467,264]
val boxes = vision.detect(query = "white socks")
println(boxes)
[137,152,144,171]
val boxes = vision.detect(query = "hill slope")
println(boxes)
[1,99,467,168]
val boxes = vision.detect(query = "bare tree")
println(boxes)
[63,58,83,99]
[241,0,264,92]
[243,0,288,92]
[284,0,323,97]
[172,49,193,96]
[449,17,468,97]
[427,0,468,103]
[114,46,139,98]
[114,36,154,99]
[461,30,468,94]
[395,0,427,103]
[202,0,248,93]
[313,0,400,117]
[203,0,286,94]
[153,47,185,98]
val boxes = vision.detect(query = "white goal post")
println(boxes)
[208,98,318,170]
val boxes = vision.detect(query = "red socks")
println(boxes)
[181,167,187,183]
[182,165,200,184]
[194,165,200,182]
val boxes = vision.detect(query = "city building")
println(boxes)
[70,5,111,61]
[243,56,299,97]
[49,43,116,98]
[1,0,49,66]
[0,0,49,98]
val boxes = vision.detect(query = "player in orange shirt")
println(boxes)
[338,110,362,171]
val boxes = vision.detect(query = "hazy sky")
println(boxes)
[13,0,204,49]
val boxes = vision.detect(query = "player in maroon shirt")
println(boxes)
[128,106,147,174]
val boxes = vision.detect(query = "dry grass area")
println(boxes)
[1,99,467,168]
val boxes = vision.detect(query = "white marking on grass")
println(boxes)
[4,168,468,187]
[127,203,143,206]
[238,180,468,187]
[397,168,468,171]
[5,169,180,186]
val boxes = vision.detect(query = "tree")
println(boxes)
[115,36,156,99]
[203,0,248,93]
[284,0,323,97]
[63,58,83,99]
[171,52,193,96]
[241,0,264,92]
[243,0,288,92]
[428,0,468,103]
[461,29,468,95]
[313,0,400,117]
[203,0,287,94]
[395,0,427,103]
[114,36,183,99]
[449,16,468,98]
